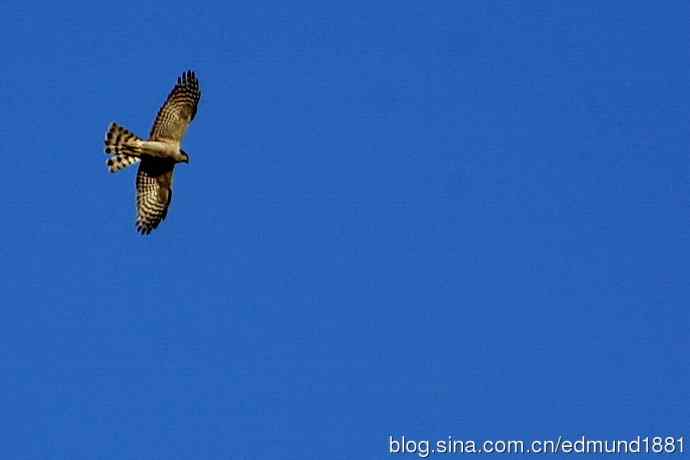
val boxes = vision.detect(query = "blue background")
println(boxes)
[1,2,688,458]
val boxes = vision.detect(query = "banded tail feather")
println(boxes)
[104,122,144,173]
[106,154,140,173]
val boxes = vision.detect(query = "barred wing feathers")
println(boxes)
[149,70,201,143]
[136,159,175,235]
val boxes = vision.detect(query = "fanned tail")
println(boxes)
[104,122,143,173]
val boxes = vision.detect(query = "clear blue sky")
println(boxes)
[1,1,688,458]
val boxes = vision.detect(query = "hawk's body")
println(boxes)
[104,70,201,234]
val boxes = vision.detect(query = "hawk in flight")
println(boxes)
[104,70,201,235]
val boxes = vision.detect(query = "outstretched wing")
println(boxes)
[135,159,176,235]
[149,70,201,143]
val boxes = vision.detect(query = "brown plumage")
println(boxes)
[103,70,202,235]
[149,70,201,142]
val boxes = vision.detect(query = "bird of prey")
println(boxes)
[104,70,201,235]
